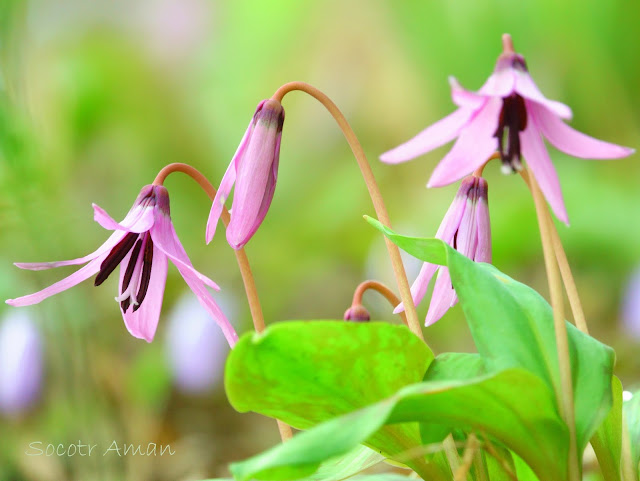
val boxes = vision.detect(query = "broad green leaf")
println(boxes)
[367,219,615,455]
[303,446,385,481]
[423,353,486,382]
[624,391,640,480]
[226,321,437,478]
[592,377,623,481]
[420,353,485,445]
[229,367,566,481]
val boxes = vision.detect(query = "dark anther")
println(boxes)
[133,234,154,312]
[95,232,139,287]
[494,94,528,173]
[121,239,143,293]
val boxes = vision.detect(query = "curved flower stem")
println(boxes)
[520,169,578,481]
[515,169,588,334]
[271,81,425,342]
[472,151,501,178]
[153,163,293,442]
[351,280,407,324]
[548,221,589,334]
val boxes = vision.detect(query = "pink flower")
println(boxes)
[206,99,285,249]
[381,34,634,224]
[395,176,491,326]
[6,185,238,346]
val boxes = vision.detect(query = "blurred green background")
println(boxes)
[0,0,638,479]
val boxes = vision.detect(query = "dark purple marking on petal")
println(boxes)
[121,239,143,293]
[95,232,139,287]
[133,233,154,312]
[494,94,528,173]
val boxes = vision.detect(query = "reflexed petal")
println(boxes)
[93,203,155,234]
[449,77,486,109]
[380,107,475,164]
[478,68,516,97]
[475,196,492,263]
[428,98,502,187]
[151,211,220,291]
[393,263,439,314]
[6,256,105,307]
[154,209,237,345]
[206,155,238,245]
[121,245,168,343]
[520,112,569,224]
[514,70,572,119]
[531,102,635,159]
[14,231,125,271]
[425,268,457,326]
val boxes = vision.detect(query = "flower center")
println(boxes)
[95,231,154,313]
[494,93,528,173]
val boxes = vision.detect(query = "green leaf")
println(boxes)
[365,217,447,266]
[591,377,623,481]
[226,321,436,478]
[229,368,567,481]
[420,353,485,444]
[624,391,640,479]
[367,220,615,456]
[301,446,385,481]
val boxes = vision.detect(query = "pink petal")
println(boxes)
[449,77,485,109]
[152,211,236,346]
[428,98,502,187]
[475,196,492,263]
[14,231,125,271]
[514,70,572,119]
[93,203,155,234]
[454,194,478,258]
[394,185,470,314]
[6,256,105,307]
[520,111,569,224]
[380,107,475,164]
[394,263,439,314]
[121,245,168,343]
[531,102,635,159]
[478,68,516,97]
[151,212,220,291]
[226,121,280,249]
[206,158,237,245]
[425,268,457,326]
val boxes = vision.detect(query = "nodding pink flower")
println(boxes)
[206,99,285,249]
[6,185,238,346]
[381,34,634,224]
[395,176,491,326]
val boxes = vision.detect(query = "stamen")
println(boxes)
[494,94,527,173]
[121,239,143,292]
[133,234,154,312]
[95,232,138,286]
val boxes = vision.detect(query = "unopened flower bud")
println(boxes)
[343,305,370,322]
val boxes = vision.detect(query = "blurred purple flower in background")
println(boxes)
[622,267,640,339]
[0,311,43,416]
[381,34,634,224]
[206,99,285,249]
[165,293,233,394]
[395,175,491,326]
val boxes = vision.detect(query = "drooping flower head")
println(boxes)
[206,99,285,249]
[6,185,238,346]
[0,310,43,417]
[395,175,491,326]
[381,34,634,224]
